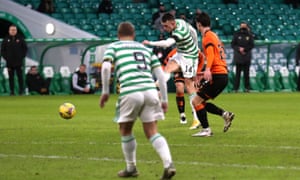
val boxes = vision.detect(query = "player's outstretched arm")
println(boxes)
[143,38,176,48]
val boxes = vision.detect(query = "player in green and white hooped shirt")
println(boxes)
[143,12,200,126]
[100,22,176,180]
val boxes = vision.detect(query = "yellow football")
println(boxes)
[59,103,76,119]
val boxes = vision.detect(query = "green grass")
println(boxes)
[0,92,300,180]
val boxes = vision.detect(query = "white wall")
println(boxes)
[0,0,98,39]
[0,0,114,72]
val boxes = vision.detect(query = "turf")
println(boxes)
[0,92,300,180]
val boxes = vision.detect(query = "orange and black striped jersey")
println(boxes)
[202,30,227,74]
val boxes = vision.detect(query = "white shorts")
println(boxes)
[114,89,165,123]
[170,52,198,78]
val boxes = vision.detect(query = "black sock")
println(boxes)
[196,108,209,128]
[205,102,223,116]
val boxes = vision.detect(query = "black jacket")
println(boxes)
[1,35,27,67]
[26,73,47,93]
[231,29,254,65]
[72,71,88,89]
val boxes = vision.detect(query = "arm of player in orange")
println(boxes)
[197,50,205,74]
[203,45,215,81]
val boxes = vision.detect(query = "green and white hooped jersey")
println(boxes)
[172,19,198,58]
[103,40,161,97]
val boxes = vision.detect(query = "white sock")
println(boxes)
[121,135,136,171]
[150,133,172,168]
[189,93,199,120]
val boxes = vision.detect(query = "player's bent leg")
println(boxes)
[184,78,201,129]
[191,96,213,137]
[184,78,197,95]
[164,60,181,74]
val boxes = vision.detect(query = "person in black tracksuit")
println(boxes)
[72,64,94,94]
[26,66,49,95]
[231,22,254,92]
[1,25,28,95]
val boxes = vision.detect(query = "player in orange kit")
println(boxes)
[191,12,235,137]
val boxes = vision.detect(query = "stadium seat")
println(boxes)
[279,66,293,91]
[0,67,21,95]
[60,7,71,14]
[82,24,93,31]
[63,13,74,21]
[96,30,109,37]
[48,72,72,95]
[265,66,282,92]
[86,13,97,20]
[66,18,78,26]
[59,66,71,78]
[74,13,86,19]
[56,2,68,9]
[49,73,62,95]
[249,66,265,92]
[60,75,72,95]
[136,35,146,42]
[222,23,234,36]
[51,13,64,21]
[0,72,9,96]
[148,0,159,8]
[12,0,297,41]
[83,7,96,13]
[288,70,298,91]
[98,13,110,21]
[72,7,83,14]
[42,66,55,79]
[223,71,235,93]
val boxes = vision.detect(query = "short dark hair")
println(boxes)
[161,12,175,23]
[30,65,37,70]
[118,22,135,37]
[195,12,211,27]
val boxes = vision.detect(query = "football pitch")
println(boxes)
[0,92,300,180]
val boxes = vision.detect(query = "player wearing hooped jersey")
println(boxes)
[103,41,160,97]
[143,12,200,126]
[100,22,176,179]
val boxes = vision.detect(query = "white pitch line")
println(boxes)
[0,153,300,171]
[1,141,300,150]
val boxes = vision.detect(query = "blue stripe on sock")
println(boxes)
[150,133,161,143]
[121,135,135,143]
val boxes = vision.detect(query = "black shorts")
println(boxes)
[197,74,228,100]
